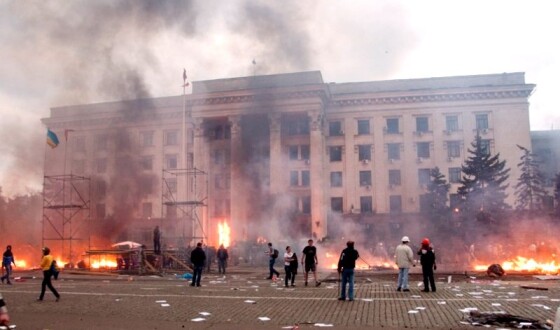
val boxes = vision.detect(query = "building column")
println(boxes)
[192,117,207,245]
[309,110,327,240]
[268,113,283,195]
[228,115,246,241]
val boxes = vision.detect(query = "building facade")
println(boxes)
[42,71,534,246]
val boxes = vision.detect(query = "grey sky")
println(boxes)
[0,0,558,196]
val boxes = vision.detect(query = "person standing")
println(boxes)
[418,238,436,292]
[153,226,161,255]
[1,246,16,285]
[217,244,229,275]
[302,239,321,287]
[337,241,359,301]
[395,236,414,292]
[265,243,280,280]
[190,242,206,287]
[37,247,60,301]
[283,246,296,287]
[0,293,9,326]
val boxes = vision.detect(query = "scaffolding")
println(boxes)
[161,168,208,247]
[42,174,91,265]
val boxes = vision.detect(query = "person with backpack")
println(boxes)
[37,247,60,302]
[217,244,229,275]
[1,245,16,285]
[265,242,280,280]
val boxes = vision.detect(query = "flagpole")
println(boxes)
[182,69,187,246]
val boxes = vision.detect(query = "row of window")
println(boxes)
[75,153,194,175]
[329,167,463,188]
[72,130,195,152]
[328,113,490,136]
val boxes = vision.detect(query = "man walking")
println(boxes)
[395,236,414,292]
[266,242,280,280]
[337,241,359,301]
[37,247,60,301]
[217,244,229,275]
[418,237,437,292]
[302,239,321,287]
[190,242,206,287]
[1,246,15,285]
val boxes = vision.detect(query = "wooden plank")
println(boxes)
[165,253,192,270]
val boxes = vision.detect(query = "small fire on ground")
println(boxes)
[474,256,560,274]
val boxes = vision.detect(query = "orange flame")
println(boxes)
[218,222,231,248]
[474,256,560,274]
[91,257,118,269]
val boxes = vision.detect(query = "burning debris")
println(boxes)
[487,264,505,277]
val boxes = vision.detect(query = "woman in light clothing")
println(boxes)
[283,246,296,287]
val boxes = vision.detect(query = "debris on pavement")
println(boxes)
[466,311,551,329]
[521,285,549,291]
[258,316,270,321]
[487,264,505,277]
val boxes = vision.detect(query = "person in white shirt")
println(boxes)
[283,246,297,287]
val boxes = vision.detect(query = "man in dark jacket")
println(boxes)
[337,241,359,301]
[418,238,436,292]
[217,244,229,275]
[190,242,206,287]
[1,245,15,285]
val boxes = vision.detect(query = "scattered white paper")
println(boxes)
[411,295,421,298]
[448,275,452,283]
[408,310,419,314]
[258,317,271,321]
[199,312,211,316]
[551,299,560,302]
[532,296,548,299]
[491,303,501,306]
[161,303,170,307]
[314,324,334,327]
[519,322,532,326]
[468,292,484,295]
[506,299,518,302]
[459,307,478,313]
[437,301,446,305]
[416,307,426,310]
[362,298,373,302]
[115,299,121,301]
[417,282,423,287]
[191,317,205,322]
[155,300,167,303]
[244,300,256,304]
[456,294,464,297]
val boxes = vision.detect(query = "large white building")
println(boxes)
[42,71,534,247]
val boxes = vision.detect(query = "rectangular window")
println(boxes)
[416,117,429,132]
[287,119,310,136]
[419,194,431,213]
[140,156,153,171]
[330,172,343,187]
[215,174,223,189]
[331,197,343,213]
[357,119,370,135]
[164,130,178,146]
[388,143,400,160]
[142,202,152,218]
[450,193,461,211]
[476,114,489,130]
[386,118,399,134]
[359,171,372,186]
[389,170,401,185]
[289,145,299,160]
[96,158,107,174]
[290,171,299,186]
[74,136,86,152]
[329,146,343,162]
[301,170,310,187]
[480,139,491,155]
[418,168,431,186]
[301,145,310,160]
[447,141,461,158]
[96,203,106,219]
[449,167,462,183]
[213,149,225,165]
[302,196,311,214]
[360,196,373,213]
[96,180,107,198]
[389,195,402,213]
[140,131,154,147]
[329,121,343,136]
[165,154,178,169]
[446,115,459,132]
[95,135,108,151]
[166,178,177,193]
[358,145,371,161]
[417,142,430,158]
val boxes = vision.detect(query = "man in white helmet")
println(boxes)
[395,236,414,292]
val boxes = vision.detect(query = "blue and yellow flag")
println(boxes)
[47,129,59,148]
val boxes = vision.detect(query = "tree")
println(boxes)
[424,167,451,216]
[457,134,511,222]
[514,145,548,212]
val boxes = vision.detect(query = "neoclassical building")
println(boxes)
[42,71,534,246]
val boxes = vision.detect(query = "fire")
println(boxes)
[474,256,560,274]
[91,257,118,269]
[15,260,27,268]
[218,222,231,248]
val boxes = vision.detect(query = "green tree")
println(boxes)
[514,145,548,211]
[424,167,451,216]
[457,134,511,222]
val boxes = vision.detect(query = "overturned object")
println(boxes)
[487,264,505,277]
[467,311,550,329]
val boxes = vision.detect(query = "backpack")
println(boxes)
[50,260,60,280]
[272,249,279,259]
